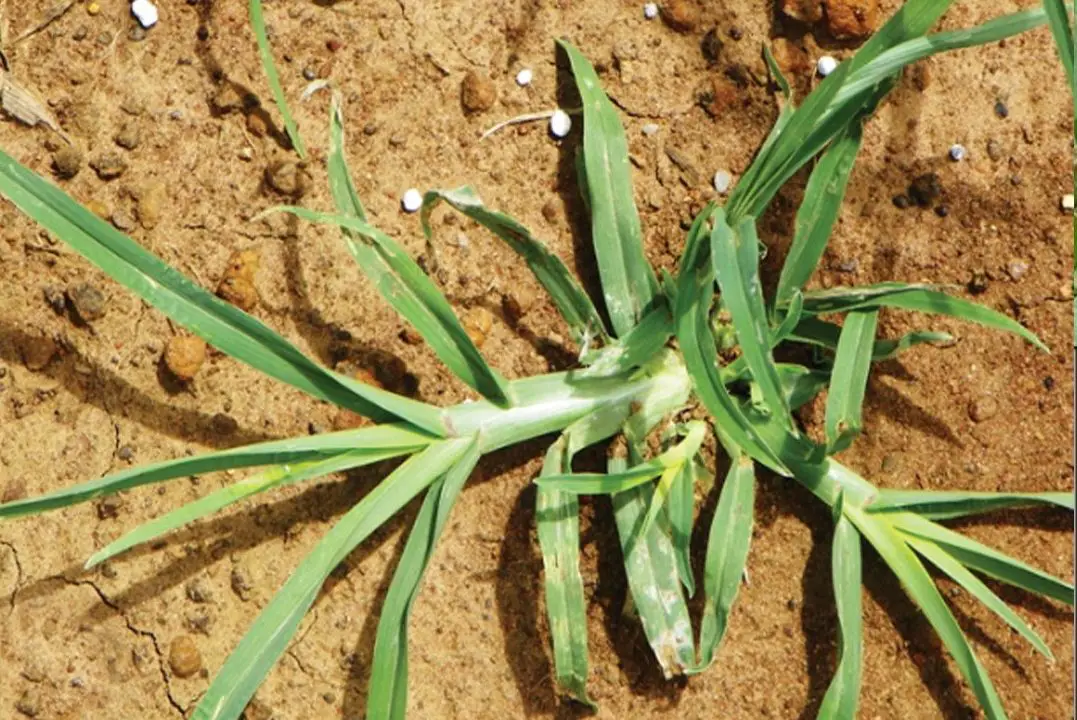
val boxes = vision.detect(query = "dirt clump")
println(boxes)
[661,0,700,32]
[460,71,497,113]
[217,250,260,311]
[164,335,207,382]
[168,636,202,678]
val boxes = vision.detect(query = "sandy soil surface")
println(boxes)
[0,0,1072,718]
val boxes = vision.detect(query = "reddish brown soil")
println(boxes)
[0,1,1072,719]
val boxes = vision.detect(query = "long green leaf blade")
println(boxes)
[610,454,695,677]
[869,489,1074,519]
[0,151,443,433]
[791,316,951,361]
[86,450,405,569]
[667,461,697,596]
[558,40,658,337]
[249,0,305,158]
[0,424,431,519]
[694,450,755,671]
[904,535,1054,659]
[367,439,480,719]
[673,206,793,475]
[817,507,863,719]
[190,438,470,720]
[267,206,513,407]
[846,507,1007,720]
[711,212,792,426]
[420,186,608,345]
[801,284,1047,351]
[536,443,594,707]
[891,513,1075,605]
[824,310,879,453]
[775,125,863,309]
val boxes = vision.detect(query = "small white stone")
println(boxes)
[643,3,659,19]
[515,68,533,87]
[949,143,967,161]
[1062,193,1075,212]
[131,0,159,28]
[549,109,572,138]
[713,170,733,194]
[641,123,659,136]
[816,55,838,77]
[401,189,423,213]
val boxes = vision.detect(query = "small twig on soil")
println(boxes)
[9,0,75,46]
[480,106,582,140]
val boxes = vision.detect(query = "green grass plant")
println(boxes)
[0,2,1072,719]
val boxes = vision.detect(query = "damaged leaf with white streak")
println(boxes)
[0,68,63,133]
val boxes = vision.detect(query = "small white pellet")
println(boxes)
[549,109,572,138]
[949,144,967,161]
[401,189,423,213]
[713,170,733,194]
[643,3,659,19]
[515,68,533,87]
[816,55,838,77]
[131,0,159,28]
[641,123,659,136]
[1061,193,1075,212]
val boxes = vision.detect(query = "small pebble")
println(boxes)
[114,123,141,150]
[20,335,56,371]
[641,123,659,136]
[164,336,206,381]
[117,445,134,461]
[643,2,659,18]
[712,169,732,194]
[90,153,128,180]
[15,688,40,717]
[948,143,967,161]
[816,55,838,77]
[515,68,533,87]
[993,100,1009,118]
[908,172,942,207]
[128,25,147,42]
[264,160,310,197]
[185,577,214,604]
[131,0,159,29]
[968,395,998,423]
[986,139,1003,161]
[169,636,202,678]
[1006,260,1029,281]
[549,109,572,138]
[892,194,910,209]
[701,28,723,63]
[302,67,317,81]
[463,306,494,348]
[43,286,66,314]
[401,188,423,213]
[661,0,700,31]
[87,2,100,15]
[67,282,107,322]
[460,71,497,113]
[217,250,260,311]
[231,565,253,601]
[1060,193,1074,212]
[967,270,989,295]
[934,205,949,218]
[111,208,137,232]
[52,145,83,179]
[96,496,123,520]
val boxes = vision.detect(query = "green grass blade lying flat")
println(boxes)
[667,461,697,596]
[674,206,792,475]
[536,441,594,707]
[790,316,950,361]
[904,535,1054,659]
[817,505,863,719]
[775,124,863,309]
[86,450,406,569]
[869,489,1074,519]
[711,213,791,426]
[0,150,446,432]
[367,439,480,719]
[891,513,1075,605]
[190,438,471,720]
[558,40,659,337]
[845,507,1007,720]
[249,0,305,158]
[824,310,879,453]
[0,424,431,519]
[420,186,608,345]
[801,284,1047,351]
[836,7,1052,111]
[267,207,513,407]
[694,450,755,672]
[610,453,696,677]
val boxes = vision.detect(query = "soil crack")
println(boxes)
[0,539,22,613]
[64,577,185,717]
